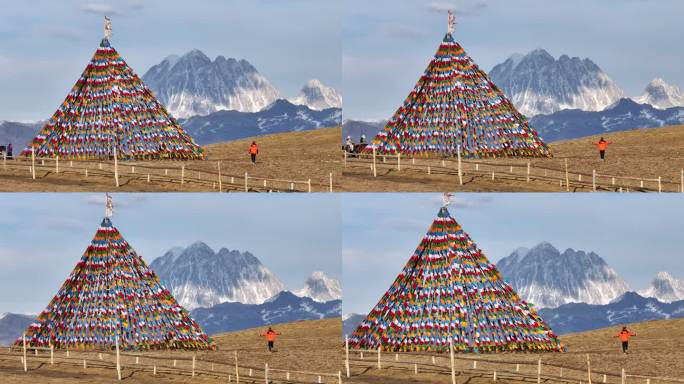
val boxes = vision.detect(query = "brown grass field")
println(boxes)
[0,318,342,383]
[0,127,341,192]
[346,317,684,384]
[340,125,684,192]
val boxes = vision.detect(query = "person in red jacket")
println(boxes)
[593,137,612,160]
[614,326,636,354]
[248,141,259,165]
[260,327,281,352]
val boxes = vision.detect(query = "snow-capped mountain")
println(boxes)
[496,242,630,308]
[632,78,684,109]
[180,99,341,145]
[639,272,684,303]
[489,49,624,116]
[539,292,684,334]
[149,242,285,310]
[530,98,684,142]
[142,50,281,118]
[294,271,342,302]
[190,291,341,335]
[289,79,342,111]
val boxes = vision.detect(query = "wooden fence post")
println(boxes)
[308,179,312,193]
[235,350,240,384]
[377,346,381,369]
[343,151,347,166]
[427,165,431,175]
[83,359,87,369]
[116,336,121,381]
[153,365,157,375]
[217,161,223,192]
[621,368,625,384]
[181,164,185,185]
[414,363,418,374]
[397,152,401,171]
[449,339,456,384]
[329,172,333,192]
[564,159,569,192]
[658,176,662,193]
[113,147,119,188]
[537,359,541,384]
[245,172,249,192]
[22,333,27,372]
[31,148,36,180]
[55,156,59,174]
[2,151,6,170]
[587,354,592,384]
[593,170,596,192]
[372,147,377,177]
[457,145,463,186]
[192,354,196,377]
[50,344,54,365]
[526,162,530,183]
[345,336,350,378]
[681,170,683,193]
[338,370,342,384]
[264,363,268,384]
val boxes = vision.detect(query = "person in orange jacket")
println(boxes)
[614,326,636,354]
[593,137,612,160]
[248,141,259,165]
[261,327,281,352]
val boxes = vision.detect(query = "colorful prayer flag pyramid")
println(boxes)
[348,202,562,353]
[367,12,551,158]
[16,200,212,350]
[21,18,204,160]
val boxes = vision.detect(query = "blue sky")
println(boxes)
[343,193,684,315]
[343,0,684,120]
[0,0,341,121]
[0,193,341,314]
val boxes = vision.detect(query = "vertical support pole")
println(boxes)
[658,176,662,193]
[50,344,54,365]
[603,374,607,383]
[2,151,6,170]
[473,360,477,369]
[134,356,138,364]
[22,333,27,372]
[345,336,350,378]
[493,371,497,381]
[55,156,59,174]
[343,150,347,166]
[537,359,541,384]
[31,148,36,180]
[564,158,569,192]
[181,164,185,185]
[593,170,596,192]
[244,172,249,192]
[427,165,431,175]
[338,371,342,384]
[131,166,135,173]
[217,161,222,192]
[587,354,592,384]
[621,368,625,384]
[457,145,463,186]
[377,346,381,369]
[308,179,312,193]
[414,363,418,374]
[560,367,563,377]
[397,152,401,171]
[318,376,322,383]
[113,147,119,188]
[146,173,150,183]
[680,169,683,193]
[153,365,157,375]
[235,350,240,384]
[116,336,121,381]
[526,162,530,183]
[372,147,377,177]
[449,339,456,384]
[264,363,268,384]
[83,359,87,369]
[330,172,333,192]
[192,354,196,377]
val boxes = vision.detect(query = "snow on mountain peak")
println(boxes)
[294,271,342,302]
[142,50,281,118]
[632,78,684,109]
[149,243,285,310]
[496,242,630,308]
[289,79,342,110]
[639,272,684,303]
[489,49,624,116]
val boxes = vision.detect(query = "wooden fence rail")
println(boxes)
[344,151,683,193]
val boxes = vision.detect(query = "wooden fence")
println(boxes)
[1,335,341,383]
[343,338,684,384]
[343,150,683,193]
[1,151,335,192]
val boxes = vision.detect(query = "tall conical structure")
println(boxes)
[16,195,213,350]
[367,12,550,158]
[21,18,204,160]
[349,198,562,353]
